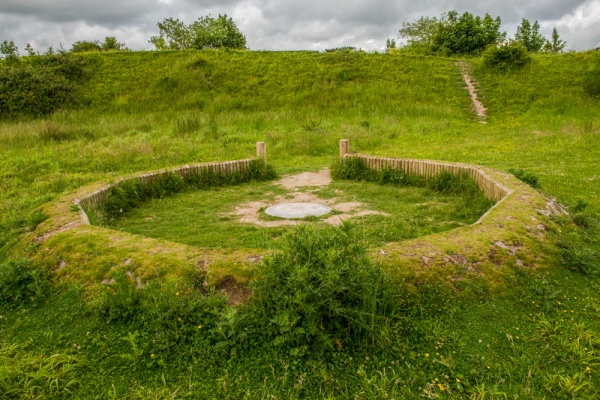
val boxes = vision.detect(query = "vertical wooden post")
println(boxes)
[256,142,266,167]
[340,139,349,161]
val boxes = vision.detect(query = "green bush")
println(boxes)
[0,54,93,118]
[508,168,540,188]
[247,223,401,353]
[482,42,531,72]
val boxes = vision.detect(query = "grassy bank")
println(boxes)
[1,49,599,398]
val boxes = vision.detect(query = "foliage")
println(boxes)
[508,168,540,187]
[543,28,567,53]
[399,11,505,55]
[514,19,546,52]
[482,41,531,72]
[0,54,93,118]
[247,223,401,353]
[0,40,19,60]
[71,36,127,53]
[150,14,246,50]
[0,259,47,308]
[324,46,358,53]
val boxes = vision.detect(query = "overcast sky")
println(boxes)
[1,0,599,53]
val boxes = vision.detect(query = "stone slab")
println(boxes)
[265,202,332,219]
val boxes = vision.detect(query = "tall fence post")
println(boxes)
[256,142,266,167]
[340,139,349,162]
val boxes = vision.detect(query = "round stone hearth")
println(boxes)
[265,202,332,219]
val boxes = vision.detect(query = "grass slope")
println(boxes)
[0,50,599,398]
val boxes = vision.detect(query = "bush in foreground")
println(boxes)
[248,223,401,354]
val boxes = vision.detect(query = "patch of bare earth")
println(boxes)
[457,60,487,123]
[276,168,332,189]
[230,168,388,227]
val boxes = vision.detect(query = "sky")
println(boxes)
[1,0,599,53]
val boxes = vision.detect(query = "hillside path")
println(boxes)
[456,60,487,123]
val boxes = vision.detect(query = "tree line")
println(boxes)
[387,11,566,55]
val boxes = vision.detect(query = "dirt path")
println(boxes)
[456,60,487,123]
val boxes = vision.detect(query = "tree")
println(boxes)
[150,18,191,50]
[543,27,566,53]
[0,40,19,59]
[190,14,246,49]
[398,11,505,55]
[101,36,126,51]
[385,38,396,52]
[150,14,247,51]
[514,19,545,52]
[398,15,440,50]
[24,43,37,56]
[71,40,102,53]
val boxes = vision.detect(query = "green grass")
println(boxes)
[1,49,600,398]
[105,176,487,250]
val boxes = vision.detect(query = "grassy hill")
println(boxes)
[1,50,600,398]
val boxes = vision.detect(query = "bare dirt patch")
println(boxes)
[276,168,332,189]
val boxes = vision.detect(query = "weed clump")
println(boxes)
[247,223,401,354]
[508,168,540,188]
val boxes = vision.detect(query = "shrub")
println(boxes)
[482,41,531,72]
[247,223,401,353]
[508,168,540,188]
[0,54,93,118]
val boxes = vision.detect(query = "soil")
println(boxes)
[276,168,332,189]
[457,60,487,123]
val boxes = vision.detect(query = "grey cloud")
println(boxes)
[0,0,159,25]
[0,0,598,52]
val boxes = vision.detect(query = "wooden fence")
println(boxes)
[74,143,267,225]
[340,139,512,203]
